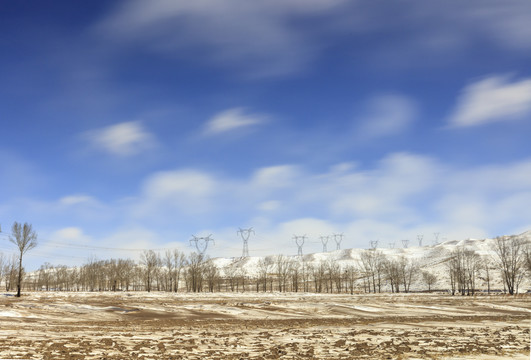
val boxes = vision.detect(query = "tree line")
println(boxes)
[1,235,529,296]
[1,222,530,296]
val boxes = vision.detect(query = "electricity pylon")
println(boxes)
[333,233,344,250]
[238,227,254,258]
[190,234,214,256]
[293,235,307,257]
[319,235,329,252]
[433,232,440,245]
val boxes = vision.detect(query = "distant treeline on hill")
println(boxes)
[1,234,530,295]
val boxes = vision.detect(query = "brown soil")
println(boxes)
[0,292,529,359]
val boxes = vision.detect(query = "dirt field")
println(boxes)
[0,292,529,359]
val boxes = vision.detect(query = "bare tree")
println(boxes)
[9,222,38,297]
[186,252,205,292]
[141,250,159,292]
[359,250,385,293]
[173,249,187,292]
[275,255,290,292]
[421,271,437,292]
[446,246,479,295]
[257,257,272,292]
[492,235,526,295]
[525,242,531,276]
[0,253,5,290]
[204,260,220,292]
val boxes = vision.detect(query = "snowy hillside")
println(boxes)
[211,231,531,292]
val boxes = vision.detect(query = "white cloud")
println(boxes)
[203,108,266,135]
[95,1,531,77]
[448,75,531,127]
[96,0,346,77]
[18,153,531,262]
[143,170,215,199]
[357,95,418,138]
[251,165,300,189]
[51,227,91,243]
[59,195,96,206]
[86,121,156,156]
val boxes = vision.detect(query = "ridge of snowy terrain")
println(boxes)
[211,231,531,291]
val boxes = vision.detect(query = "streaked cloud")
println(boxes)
[95,1,531,77]
[59,195,97,206]
[85,121,156,156]
[449,75,531,127]
[203,108,266,136]
[357,95,418,139]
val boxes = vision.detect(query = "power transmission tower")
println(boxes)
[189,235,214,256]
[333,233,344,250]
[293,235,307,257]
[319,235,329,252]
[433,232,440,245]
[370,240,378,249]
[402,239,409,248]
[238,227,254,258]
[388,242,395,249]
[417,234,423,247]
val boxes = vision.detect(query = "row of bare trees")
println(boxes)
[2,234,529,295]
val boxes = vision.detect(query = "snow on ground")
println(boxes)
[211,231,531,291]
[0,292,529,359]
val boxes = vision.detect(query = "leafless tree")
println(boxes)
[141,250,159,292]
[421,271,437,292]
[9,222,38,297]
[480,256,493,294]
[289,260,301,292]
[359,250,385,293]
[384,258,401,293]
[275,255,290,292]
[492,235,527,295]
[446,246,479,295]
[525,242,531,276]
[186,252,205,292]
[172,249,187,292]
[204,259,220,292]
[344,265,357,294]
[257,257,272,292]
[0,253,5,290]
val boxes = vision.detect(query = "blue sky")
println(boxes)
[1,1,531,269]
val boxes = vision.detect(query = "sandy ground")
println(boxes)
[0,292,529,359]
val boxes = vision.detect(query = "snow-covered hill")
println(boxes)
[211,231,531,292]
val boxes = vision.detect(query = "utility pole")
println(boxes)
[333,233,344,250]
[293,235,307,257]
[319,235,329,252]
[417,234,423,247]
[189,234,214,256]
[402,239,409,248]
[237,227,254,258]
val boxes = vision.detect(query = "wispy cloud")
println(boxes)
[448,75,531,127]
[94,1,531,77]
[85,121,157,156]
[96,0,346,77]
[203,108,267,136]
[356,95,418,139]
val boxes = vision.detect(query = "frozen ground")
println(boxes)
[0,292,529,359]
